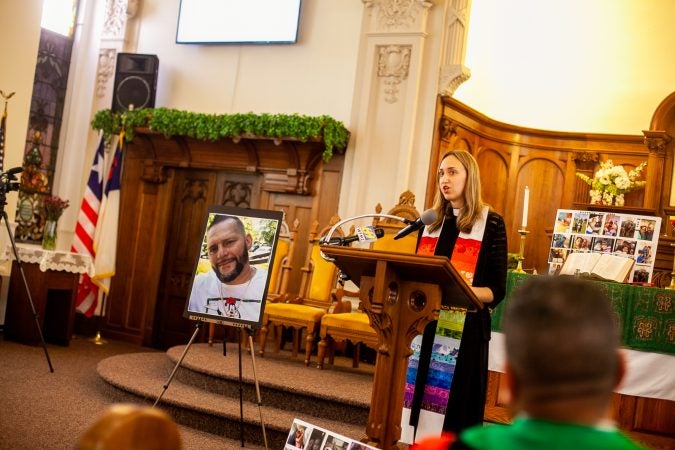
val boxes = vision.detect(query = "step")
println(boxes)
[97,343,375,448]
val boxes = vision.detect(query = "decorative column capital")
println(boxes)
[142,162,168,184]
[643,130,672,155]
[363,0,434,34]
[438,117,457,141]
[437,0,473,95]
[572,151,599,173]
[439,65,471,96]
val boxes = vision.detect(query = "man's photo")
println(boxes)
[185,208,282,328]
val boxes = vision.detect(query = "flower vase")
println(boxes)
[42,219,58,250]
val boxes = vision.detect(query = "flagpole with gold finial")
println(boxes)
[90,292,108,345]
[0,90,16,173]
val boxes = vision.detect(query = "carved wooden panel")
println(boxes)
[517,156,566,272]
[429,97,657,274]
[153,170,216,348]
[102,130,344,347]
[476,148,509,215]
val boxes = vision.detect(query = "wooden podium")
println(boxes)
[320,246,482,449]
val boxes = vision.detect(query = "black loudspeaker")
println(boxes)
[112,53,159,112]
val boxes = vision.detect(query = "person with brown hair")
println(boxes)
[76,403,183,450]
[412,276,643,450]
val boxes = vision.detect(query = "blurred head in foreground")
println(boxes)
[76,403,183,450]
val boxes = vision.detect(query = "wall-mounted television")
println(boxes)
[176,0,302,44]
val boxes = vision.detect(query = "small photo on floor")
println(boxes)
[285,419,311,449]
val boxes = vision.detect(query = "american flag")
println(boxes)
[71,137,105,317]
[91,132,123,295]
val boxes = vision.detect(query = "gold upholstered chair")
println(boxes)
[265,218,300,303]
[316,191,420,369]
[370,189,421,254]
[258,216,346,365]
[208,217,298,346]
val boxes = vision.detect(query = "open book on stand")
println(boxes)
[559,252,635,282]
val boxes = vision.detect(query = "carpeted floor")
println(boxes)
[0,334,270,449]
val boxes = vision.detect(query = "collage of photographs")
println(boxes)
[549,209,661,283]
[284,419,378,450]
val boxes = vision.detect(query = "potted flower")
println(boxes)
[576,160,647,206]
[42,195,69,250]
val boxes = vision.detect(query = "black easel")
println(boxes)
[153,322,268,449]
[237,326,267,449]
[153,321,202,407]
[0,167,54,372]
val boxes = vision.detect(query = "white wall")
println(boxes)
[0,0,42,325]
[3,0,675,229]
[454,0,675,134]
[133,0,362,122]
[0,0,42,222]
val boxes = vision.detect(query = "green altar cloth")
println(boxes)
[491,272,675,355]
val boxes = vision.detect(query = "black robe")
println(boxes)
[411,209,507,434]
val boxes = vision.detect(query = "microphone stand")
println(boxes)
[0,168,54,372]
[319,213,410,261]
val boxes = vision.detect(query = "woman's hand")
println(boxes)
[471,286,494,304]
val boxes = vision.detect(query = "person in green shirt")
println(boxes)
[411,276,644,450]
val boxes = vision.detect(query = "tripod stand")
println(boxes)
[153,322,268,449]
[0,167,54,372]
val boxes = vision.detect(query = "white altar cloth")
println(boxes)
[489,331,675,402]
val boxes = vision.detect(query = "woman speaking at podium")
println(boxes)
[405,150,507,438]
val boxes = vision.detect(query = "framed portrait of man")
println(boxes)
[183,205,284,329]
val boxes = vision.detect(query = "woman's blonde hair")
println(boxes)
[429,150,487,233]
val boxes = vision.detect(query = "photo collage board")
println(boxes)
[550,209,661,283]
[284,418,378,450]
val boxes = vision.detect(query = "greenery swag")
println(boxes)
[91,108,350,162]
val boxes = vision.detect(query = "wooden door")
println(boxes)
[152,169,216,348]
[152,170,263,348]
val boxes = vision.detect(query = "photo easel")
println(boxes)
[153,206,283,449]
[153,320,268,449]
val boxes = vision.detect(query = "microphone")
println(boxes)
[324,227,385,246]
[393,209,437,240]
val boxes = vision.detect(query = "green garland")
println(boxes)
[91,108,350,162]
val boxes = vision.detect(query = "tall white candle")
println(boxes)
[522,186,530,228]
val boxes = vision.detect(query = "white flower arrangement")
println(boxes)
[576,160,647,206]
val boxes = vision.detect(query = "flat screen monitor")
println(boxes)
[183,205,284,329]
[176,0,302,44]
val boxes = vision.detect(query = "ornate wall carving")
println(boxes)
[363,0,433,32]
[377,45,412,103]
[96,48,117,97]
[439,0,473,95]
[102,0,129,39]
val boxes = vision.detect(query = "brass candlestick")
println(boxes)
[513,229,530,274]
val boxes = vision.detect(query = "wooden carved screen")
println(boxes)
[429,94,675,449]
[102,130,344,347]
[427,95,671,276]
